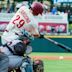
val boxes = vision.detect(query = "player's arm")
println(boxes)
[33,29,40,37]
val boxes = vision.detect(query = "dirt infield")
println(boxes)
[31,56,72,60]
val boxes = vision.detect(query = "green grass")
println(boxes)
[31,52,72,56]
[44,60,72,72]
[69,24,72,30]
[30,52,72,72]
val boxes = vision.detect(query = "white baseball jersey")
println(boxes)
[1,6,39,44]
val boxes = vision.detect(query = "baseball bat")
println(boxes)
[44,36,72,52]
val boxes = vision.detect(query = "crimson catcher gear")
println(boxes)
[33,59,44,72]
[31,2,43,15]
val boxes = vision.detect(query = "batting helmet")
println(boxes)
[31,2,43,15]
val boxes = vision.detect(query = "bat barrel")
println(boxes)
[44,36,72,52]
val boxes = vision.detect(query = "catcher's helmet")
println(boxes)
[31,2,43,15]
[14,42,27,56]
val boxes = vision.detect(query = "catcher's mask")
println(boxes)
[14,42,27,56]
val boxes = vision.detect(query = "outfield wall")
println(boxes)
[31,36,72,52]
[0,36,72,52]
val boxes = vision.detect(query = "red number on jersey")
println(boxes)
[12,15,25,28]
[13,15,20,24]
[17,19,25,28]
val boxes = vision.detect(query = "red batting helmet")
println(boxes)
[31,2,43,15]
